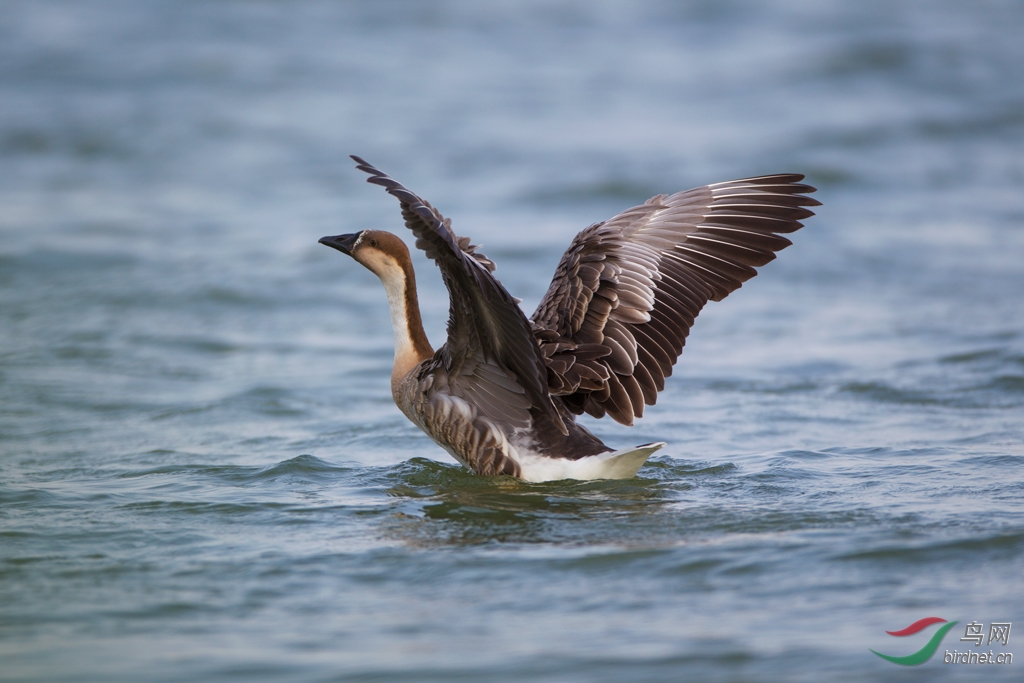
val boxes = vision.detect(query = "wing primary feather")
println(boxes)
[531,172,816,421]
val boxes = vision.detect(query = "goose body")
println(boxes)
[320,156,818,482]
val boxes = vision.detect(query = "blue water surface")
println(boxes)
[1,1,1023,681]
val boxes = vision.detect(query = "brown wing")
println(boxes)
[352,156,567,435]
[531,174,819,425]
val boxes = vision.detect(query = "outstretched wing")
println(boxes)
[531,174,819,425]
[352,156,567,434]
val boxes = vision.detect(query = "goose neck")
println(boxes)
[377,259,433,383]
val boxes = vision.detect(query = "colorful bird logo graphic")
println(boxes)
[871,617,958,666]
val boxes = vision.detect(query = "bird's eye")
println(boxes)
[370,238,378,247]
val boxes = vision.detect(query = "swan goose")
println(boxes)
[320,156,818,482]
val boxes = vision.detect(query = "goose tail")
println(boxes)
[517,442,665,482]
[590,442,665,479]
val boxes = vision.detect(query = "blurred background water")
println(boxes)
[2,1,1023,681]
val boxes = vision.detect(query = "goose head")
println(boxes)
[319,229,412,280]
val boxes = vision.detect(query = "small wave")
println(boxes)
[819,40,910,78]
[118,463,241,479]
[938,347,1024,379]
[940,348,1003,364]
[839,381,941,405]
[642,457,738,478]
[837,531,1024,564]
[188,285,274,307]
[129,334,240,354]
[0,486,63,507]
[958,453,1024,468]
[118,500,281,515]
[116,454,352,486]
[984,375,1024,393]
[376,456,479,488]
[775,449,831,461]
[248,454,351,481]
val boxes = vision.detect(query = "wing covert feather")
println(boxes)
[352,156,567,434]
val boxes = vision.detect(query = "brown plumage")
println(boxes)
[318,157,819,481]
[530,175,819,425]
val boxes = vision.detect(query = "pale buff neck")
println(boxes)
[371,256,434,391]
